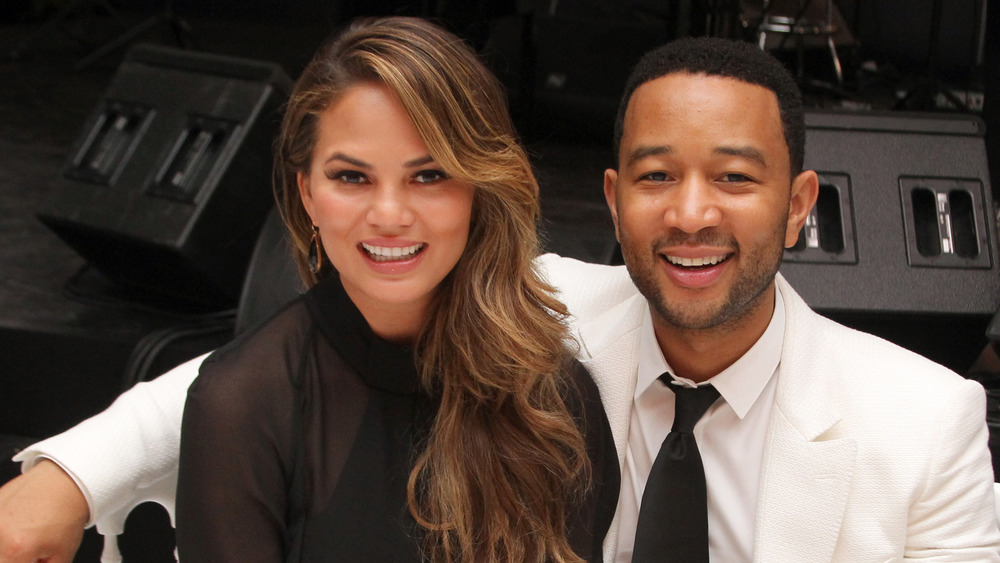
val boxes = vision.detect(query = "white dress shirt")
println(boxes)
[615,291,785,562]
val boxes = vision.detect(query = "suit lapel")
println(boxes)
[753,277,858,561]
[571,293,646,562]
[753,405,858,561]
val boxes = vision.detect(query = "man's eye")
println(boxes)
[721,173,752,183]
[642,172,669,182]
[414,169,448,184]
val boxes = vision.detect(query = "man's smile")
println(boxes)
[663,254,730,268]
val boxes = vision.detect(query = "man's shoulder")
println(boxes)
[535,253,639,318]
[778,275,971,394]
[536,253,630,283]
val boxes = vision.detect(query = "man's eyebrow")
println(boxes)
[627,145,672,166]
[324,153,371,168]
[715,145,766,167]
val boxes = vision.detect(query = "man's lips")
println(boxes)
[662,253,730,268]
[657,250,732,288]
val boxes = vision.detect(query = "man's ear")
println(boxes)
[785,170,819,248]
[297,171,315,221]
[604,168,621,242]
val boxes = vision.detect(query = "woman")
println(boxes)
[175,16,618,563]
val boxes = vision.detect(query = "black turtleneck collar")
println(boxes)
[303,274,421,395]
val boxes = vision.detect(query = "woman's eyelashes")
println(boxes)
[323,169,449,185]
[326,169,368,184]
[413,169,448,184]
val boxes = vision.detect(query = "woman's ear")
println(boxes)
[297,171,315,221]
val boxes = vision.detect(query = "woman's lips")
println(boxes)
[361,242,425,262]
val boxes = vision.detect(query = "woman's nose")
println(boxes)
[366,184,415,229]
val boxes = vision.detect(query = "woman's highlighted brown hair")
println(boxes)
[273,16,591,562]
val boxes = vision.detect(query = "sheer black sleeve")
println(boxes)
[176,307,307,562]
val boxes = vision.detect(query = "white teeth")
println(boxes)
[362,242,424,262]
[666,254,727,267]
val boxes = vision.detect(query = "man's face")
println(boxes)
[605,72,816,335]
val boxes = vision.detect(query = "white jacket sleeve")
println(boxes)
[12,352,207,535]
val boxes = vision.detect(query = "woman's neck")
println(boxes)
[341,284,429,345]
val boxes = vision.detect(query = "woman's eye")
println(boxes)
[414,169,448,184]
[328,170,367,184]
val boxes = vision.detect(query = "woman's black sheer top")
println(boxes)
[176,275,620,562]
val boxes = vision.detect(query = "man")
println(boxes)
[2,38,998,562]
[540,37,1000,560]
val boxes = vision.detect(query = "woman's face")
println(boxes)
[298,82,474,339]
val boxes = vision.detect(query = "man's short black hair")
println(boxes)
[613,37,805,176]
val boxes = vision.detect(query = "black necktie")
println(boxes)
[632,379,720,562]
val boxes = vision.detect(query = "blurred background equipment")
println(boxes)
[782,110,998,373]
[743,0,855,87]
[36,44,291,310]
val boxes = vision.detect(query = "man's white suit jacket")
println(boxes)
[537,254,1000,562]
[18,254,1000,561]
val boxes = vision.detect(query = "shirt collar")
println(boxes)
[636,288,785,419]
[305,273,420,395]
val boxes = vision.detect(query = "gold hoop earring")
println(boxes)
[308,225,323,274]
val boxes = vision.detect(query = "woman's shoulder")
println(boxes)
[560,355,594,389]
[557,357,605,424]
[192,298,314,404]
[557,353,620,558]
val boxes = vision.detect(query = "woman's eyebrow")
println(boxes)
[404,155,434,168]
[324,153,371,168]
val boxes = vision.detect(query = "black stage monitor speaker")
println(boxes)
[37,44,292,308]
[780,110,999,371]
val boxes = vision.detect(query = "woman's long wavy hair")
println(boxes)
[273,16,591,562]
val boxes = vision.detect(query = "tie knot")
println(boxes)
[669,383,720,434]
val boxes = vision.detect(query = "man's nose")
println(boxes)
[663,178,722,233]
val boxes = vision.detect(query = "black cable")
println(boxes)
[121,317,234,390]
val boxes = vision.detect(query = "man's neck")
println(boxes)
[654,284,777,383]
